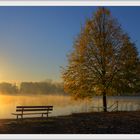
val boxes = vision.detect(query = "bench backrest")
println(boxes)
[16,106,53,112]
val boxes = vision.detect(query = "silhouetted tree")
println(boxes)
[62,7,140,112]
[20,81,64,95]
[0,82,18,94]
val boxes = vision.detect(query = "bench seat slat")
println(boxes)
[12,112,51,115]
[17,106,53,108]
[16,109,53,112]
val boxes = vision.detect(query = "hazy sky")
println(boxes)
[0,6,140,83]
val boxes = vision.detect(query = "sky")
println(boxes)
[0,6,140,83]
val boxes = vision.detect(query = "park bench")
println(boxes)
[12,106,53,119]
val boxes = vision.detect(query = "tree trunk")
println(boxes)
[103,91,107,112]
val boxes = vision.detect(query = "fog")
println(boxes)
[0,81,140,119]
[0,94,140,119]
[0,94,92,119]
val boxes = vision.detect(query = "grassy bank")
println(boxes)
[0,111,140,134]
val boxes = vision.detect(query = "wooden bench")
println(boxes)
[12,106,53,119]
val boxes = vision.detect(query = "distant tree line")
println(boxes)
[0,80,139,96]
[0,81,65,95]
[0,82,18,95]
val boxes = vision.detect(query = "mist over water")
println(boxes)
[0,94,140,119]
[0,94,90,119]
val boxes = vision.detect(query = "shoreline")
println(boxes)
[0,111,140,134]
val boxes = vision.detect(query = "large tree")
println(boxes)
[62,7,140,112]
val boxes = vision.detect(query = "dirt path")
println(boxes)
[0,111,140,134]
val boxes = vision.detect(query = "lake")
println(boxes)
[0,94,140,119]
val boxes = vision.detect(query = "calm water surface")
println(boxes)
[0,94,140,119]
